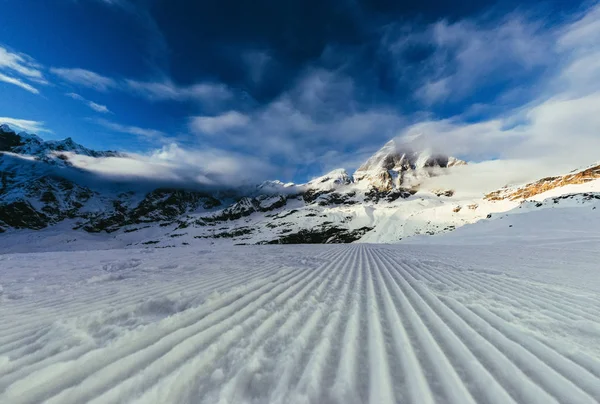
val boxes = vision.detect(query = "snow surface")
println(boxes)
[407,185,600,248]
[1,235,600,403]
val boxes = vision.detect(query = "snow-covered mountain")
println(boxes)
[1,123,597,250]
[0,124,121,161]
[353,139,466,191]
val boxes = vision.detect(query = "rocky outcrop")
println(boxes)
[264,226,373,244]
[486,164,600,201]
[84,189,221,232]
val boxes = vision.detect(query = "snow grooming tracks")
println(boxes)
[1,244,600,404]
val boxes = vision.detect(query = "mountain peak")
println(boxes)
[0,124,121,159]
[353,138,466,191]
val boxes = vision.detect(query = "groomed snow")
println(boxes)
[1,241,600,403]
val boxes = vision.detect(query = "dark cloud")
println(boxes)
[142,0,578,107]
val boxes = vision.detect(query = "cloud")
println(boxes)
[190,111,249,135]
[98,0,127,5]
[422,159,559,196]
[0,73,39,94]
[0,117,51,133]
[49,66,233,104]
[382,11,552,106]
[389,4,600,194]
[125,79,232,103]
[554,5,600,98]
[94,118,165,140]
[63,142,275,187]
[50,67,117,91]
[187,67,404,179]
[149,143,274,185]
[557,4,600,52]
[66,93,111,113]
[397,91,600,193]
[0,45,45,93]
[4,3,600,191]
[0,46,44,79]
[242,50,272,84]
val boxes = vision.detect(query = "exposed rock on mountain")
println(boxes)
[486,164,600,201]
[353,139,466,191]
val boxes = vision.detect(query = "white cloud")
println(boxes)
[125,79,232,103]
[554,5,600,98]
[49,67,232,104]
[417,78,450,105]
[50,68,117,91]
[150,143,274,185]
[0,73,39,94]
[399,97,600,195]
[422,159,559,196]
[66,93,111,113]
[557,4,600,52]
[0,117,51,133]
[379,4,600,194]
[95,118,165,140]
[397,91,600,192]
[0,46,44,79]
[190,111,249,135]
[185,67,405,178]
[88,101,111,114]
[63,152,182,182]
[0,45,45,94]
[64,143,275,187]
[384,12,552,105]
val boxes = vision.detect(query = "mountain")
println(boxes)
[1,123,596,251]
[0,124,121,161]
[408,182,600,246]
[353,139,466,191]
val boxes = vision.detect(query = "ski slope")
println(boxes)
[1,244,600,404]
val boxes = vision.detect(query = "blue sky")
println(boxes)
[1,0,599,186]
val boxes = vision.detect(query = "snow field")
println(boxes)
[0,245,599,403]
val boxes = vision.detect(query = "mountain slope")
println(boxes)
[0,125,469,246]
[486,163,600,201]
[2,123,597,250]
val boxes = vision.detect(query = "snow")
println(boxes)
[352,138,466,190]
[2,124,600,402]
[407,188,600,248]
[1,228,600,403]
[305,168,351,190]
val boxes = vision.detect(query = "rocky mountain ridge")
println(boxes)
[486,164,600,201]
[0,124,121,161]
[5,123,593,248]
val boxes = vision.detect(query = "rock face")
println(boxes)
[353,139,466,191]
[486,164,600,201]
